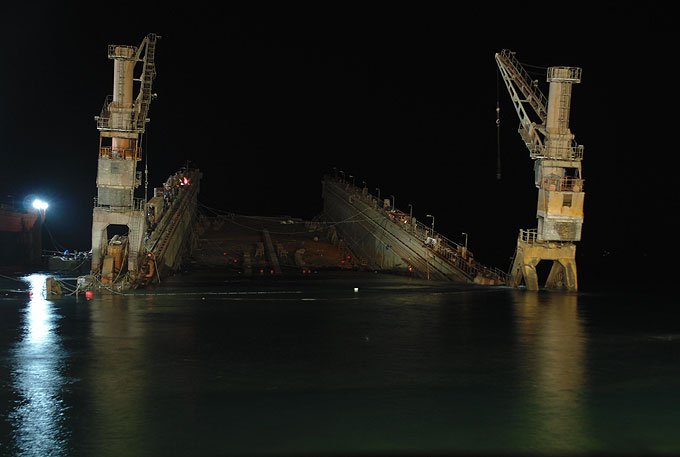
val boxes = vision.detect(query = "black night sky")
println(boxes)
[1,3,676,287]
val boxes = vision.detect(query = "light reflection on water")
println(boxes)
[2,273,679,455]
[84,294,149,457]
[512,291,590,453]
[9,274,68,456]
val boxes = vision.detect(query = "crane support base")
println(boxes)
[509,238,577,291]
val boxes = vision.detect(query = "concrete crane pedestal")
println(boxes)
[509,235,577,291]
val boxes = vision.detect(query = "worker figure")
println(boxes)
[145,258,155,279]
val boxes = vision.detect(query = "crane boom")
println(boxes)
[495,49,548,156]
[132,33,158,132]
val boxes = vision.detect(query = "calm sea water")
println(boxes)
[1,270,679,456]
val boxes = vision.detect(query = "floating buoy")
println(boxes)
[85,290,94,300]
[354,287,359,293]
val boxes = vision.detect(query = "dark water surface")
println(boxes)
[1,270,679,456]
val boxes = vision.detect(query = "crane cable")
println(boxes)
[496,66,502,180]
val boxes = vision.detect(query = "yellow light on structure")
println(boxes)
[32,199,48,210]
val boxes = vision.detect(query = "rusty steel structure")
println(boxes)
[495,50,585,291]
[90,33,159,281]
[82,33,203,292]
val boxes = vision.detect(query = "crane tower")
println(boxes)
[495,50,584,291]
[90,33,159,281]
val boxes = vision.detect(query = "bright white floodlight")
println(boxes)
[32,198,48,210]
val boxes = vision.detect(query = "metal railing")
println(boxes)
[93,196,145,211]
[108,44,137,60]
[99,146,141,160]
[95,95,142,133]
[519,228,538,243]
[541,176,584,192]
[529,143,584,160]
[547,66,582,83]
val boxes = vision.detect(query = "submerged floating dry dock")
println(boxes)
[67,36,582,294]
[321,175,507,285]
